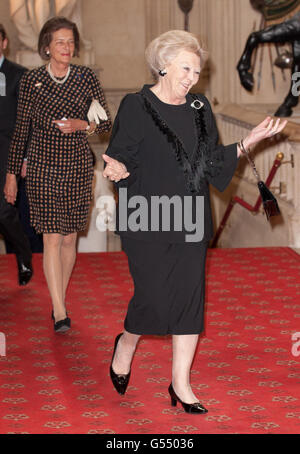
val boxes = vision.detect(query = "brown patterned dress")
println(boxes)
[7,64,111,234]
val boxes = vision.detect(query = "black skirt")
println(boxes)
[122,237,208,335]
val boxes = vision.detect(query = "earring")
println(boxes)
[159,69,167,77]
[46,50,50,56]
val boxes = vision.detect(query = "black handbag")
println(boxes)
[239,141,280,221]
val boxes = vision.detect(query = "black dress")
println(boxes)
[105,85,238,335]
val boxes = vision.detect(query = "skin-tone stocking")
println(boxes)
[43,232,77,321]
[171,334,199,403]
[61,232,77,301]
[112,330,140,374]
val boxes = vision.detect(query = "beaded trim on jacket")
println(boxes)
[139,92,224,193]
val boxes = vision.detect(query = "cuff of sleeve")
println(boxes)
[209,143,238,192]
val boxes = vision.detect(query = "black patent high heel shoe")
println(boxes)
[51,310,71,333]
[110,333,131,395]
[168,383,208,414]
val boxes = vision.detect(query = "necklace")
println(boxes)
[47,63,70,84]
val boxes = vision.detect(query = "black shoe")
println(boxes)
[168,383,208,414]
[110,333,131,395]
[54,317,71,333]
[52,311,71,333]
[18,262,33,286]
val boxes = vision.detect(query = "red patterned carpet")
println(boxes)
[0,247,300,434]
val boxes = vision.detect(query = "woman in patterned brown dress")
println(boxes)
[4,17,111,332]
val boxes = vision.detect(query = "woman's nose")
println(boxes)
[187,72,194,82]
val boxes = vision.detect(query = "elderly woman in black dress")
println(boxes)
[4,17,111,332]
[103,30,286,413]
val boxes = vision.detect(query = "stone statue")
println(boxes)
[10,0,94,66]
[237,0,300,117]
[10,0,50,51]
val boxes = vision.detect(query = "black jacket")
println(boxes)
[0,58,27,171]
[105,85,238,243]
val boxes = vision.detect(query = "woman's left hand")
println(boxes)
[102,154,130,182]
[53,118,87,134]
[242,116,288,151]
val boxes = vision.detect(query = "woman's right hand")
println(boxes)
[4,174,18,205]
[102,154,130,182]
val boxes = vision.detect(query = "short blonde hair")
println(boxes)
[145,30,207,80]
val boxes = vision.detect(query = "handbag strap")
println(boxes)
[239,140,261,182]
